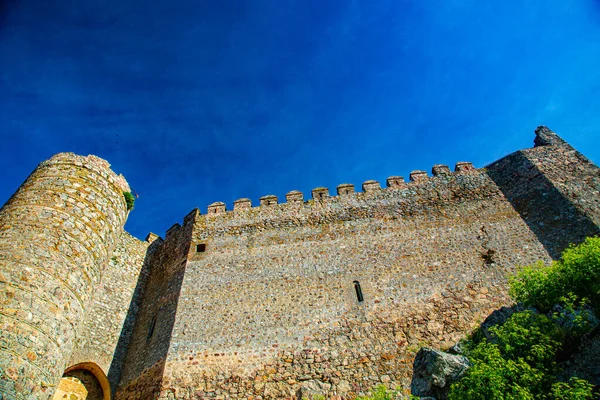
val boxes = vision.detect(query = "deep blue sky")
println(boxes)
[1,1,599,239]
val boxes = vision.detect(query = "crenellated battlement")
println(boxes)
[185,162,479,226]
[155,161,489,239]
[336,183,354,195]
[259,195,278,206]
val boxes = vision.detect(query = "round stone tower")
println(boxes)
[0,153,131,399]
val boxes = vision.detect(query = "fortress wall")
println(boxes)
[487,127,600,258]
[116,210,198,399]
[0,153,130,399]
[0,126,585,399]
[67,232,149,377]
[152,167,554,399]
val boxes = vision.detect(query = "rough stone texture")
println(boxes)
[115,210,198,400]
[1,127,599,400]
[147,170,530,399]
[0,153,138,399]
[296,379,332,399]
[560,327,600,386]
[487,126,600,258]
[68,231,150,391]
[115,128,600,399]
[410,347,471,399]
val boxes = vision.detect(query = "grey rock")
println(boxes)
[447,341,465,355]
[411,347,472,400]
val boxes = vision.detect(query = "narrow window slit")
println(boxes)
[148,315,157,340]
[353,281,364,302]
[196,243,206,253]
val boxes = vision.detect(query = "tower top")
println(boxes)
[534,126,567,147]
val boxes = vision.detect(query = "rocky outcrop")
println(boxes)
[559,327,600,387]
[410,348,471,400]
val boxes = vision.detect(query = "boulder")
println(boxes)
[446,341,465,355]
[411,348,472,400]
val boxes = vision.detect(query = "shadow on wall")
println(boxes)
[487,150,600,260]
[106,234,189,399]
[106,239,161,396]
[107,223,192,399]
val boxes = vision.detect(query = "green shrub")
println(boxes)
[355,385,400,400]
[449,341,539,400]
[488,310,563,371]
[449,311,563,399]
[548,294,597,338]
[123,191,135,211]
[510,237,600,312]
[509,260,559,312]
[560,237,600,307]
[551,377,595,400]
[449,239,600,400]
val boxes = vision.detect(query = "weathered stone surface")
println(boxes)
[295,379,330,399]
[0,153,140,399]
[411,348,472,399]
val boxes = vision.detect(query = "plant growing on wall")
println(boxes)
[123,191,135,211]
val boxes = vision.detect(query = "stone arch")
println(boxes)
[51,362,111,400]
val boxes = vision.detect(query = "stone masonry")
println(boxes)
[0,127,599,399]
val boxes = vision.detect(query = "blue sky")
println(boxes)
[1,1,599,239]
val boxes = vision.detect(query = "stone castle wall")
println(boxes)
[115,128,600,399]
[487,127,600,258]
[116,211,198,399]
[154,168,545,399]
[0,153,134,399]
[67,231,149,385]
[1,127,598,400]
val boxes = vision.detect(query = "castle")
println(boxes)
[0,127,599,400]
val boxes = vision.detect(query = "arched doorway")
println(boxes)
[51,362,111,400]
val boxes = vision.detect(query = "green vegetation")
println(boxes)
[448,237,600,400]
[355,385,402,400]
[510,237,600,312]
[123,191,135,211]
